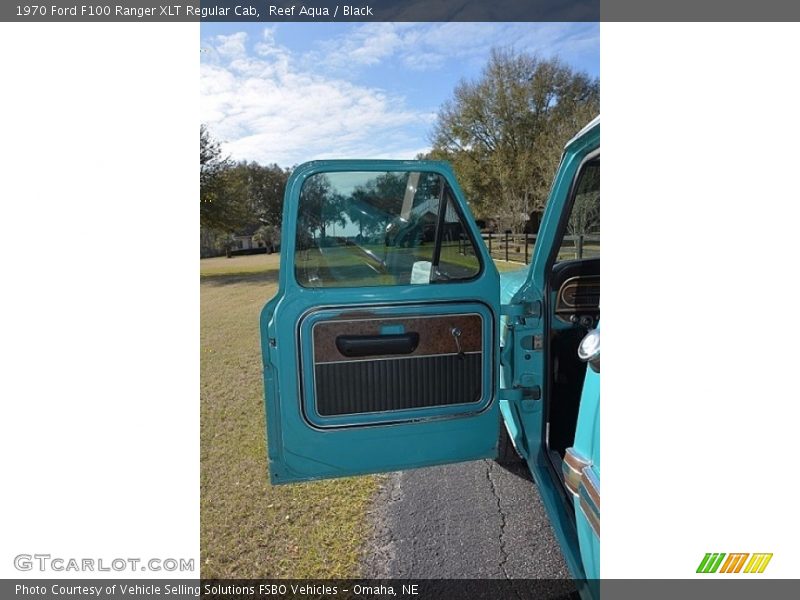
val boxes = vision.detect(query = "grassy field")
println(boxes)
[201,254,378,578]
[200,253,526,578]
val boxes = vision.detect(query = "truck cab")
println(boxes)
[260,117,600,586]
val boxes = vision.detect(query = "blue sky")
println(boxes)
[200,23,599,166]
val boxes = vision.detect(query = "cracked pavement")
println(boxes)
[361,458,571,578]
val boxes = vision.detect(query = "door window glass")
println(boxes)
[556,159,600,262]
[295,171,481,287]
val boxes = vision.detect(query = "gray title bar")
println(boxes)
[2,2,799,25]
[2,1,599,22]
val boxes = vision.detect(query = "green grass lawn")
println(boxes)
[201,254,378,578]
[200,253,528,577]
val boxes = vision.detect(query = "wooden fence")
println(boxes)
[476,232,600,264]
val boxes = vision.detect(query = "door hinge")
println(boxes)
[500,300,541,319]
[500,300,543,399]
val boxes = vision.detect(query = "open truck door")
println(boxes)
[261,161,501,484]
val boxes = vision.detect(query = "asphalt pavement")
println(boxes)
[361,458,570,579]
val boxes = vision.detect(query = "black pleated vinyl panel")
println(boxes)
[315,353,483,416]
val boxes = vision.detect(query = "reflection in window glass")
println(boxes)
[556,160,600,262]
[295,171,481,287]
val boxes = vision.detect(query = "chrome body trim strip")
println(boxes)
[563,448,591,497]
[579,466,600,537]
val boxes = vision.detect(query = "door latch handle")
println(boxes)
[450,327,465,360]
[335,333,420,357]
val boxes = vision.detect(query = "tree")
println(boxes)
[297,174,347,245]
[200,125,248,231]
[200,126,291,257]
[429,49,599,232]
[228,161,290,229]
[566,162,600,237]
[252,224,281,252]
[349,172,408,238]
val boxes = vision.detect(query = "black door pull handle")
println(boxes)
[335,333,420,357]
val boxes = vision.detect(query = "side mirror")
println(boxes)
[578,329,600,372]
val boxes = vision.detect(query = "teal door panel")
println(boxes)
[262,160,501,484]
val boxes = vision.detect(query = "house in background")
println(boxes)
[231,223,280,255]
[200,224,281,258]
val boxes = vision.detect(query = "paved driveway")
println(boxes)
[361,458,570,579]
